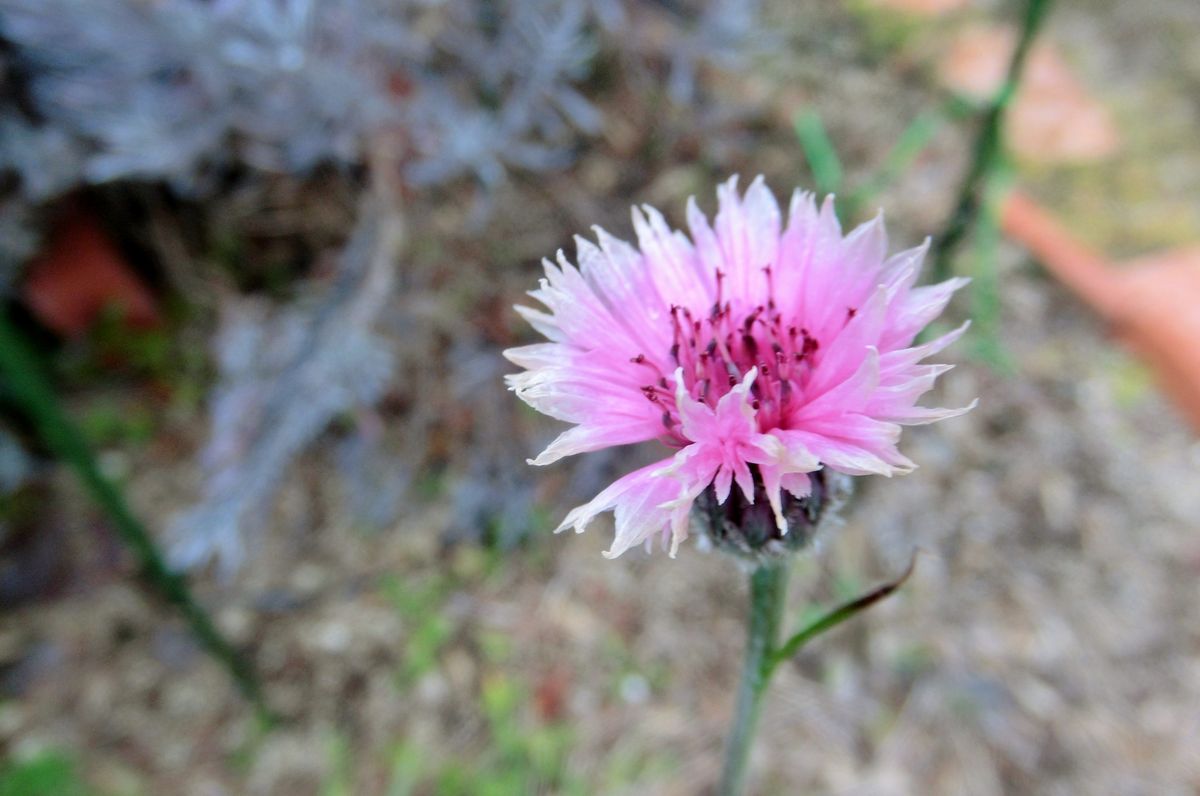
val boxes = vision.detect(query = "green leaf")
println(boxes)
[0,751,89,796]
[767,553,917,677]
[793,111,844,198]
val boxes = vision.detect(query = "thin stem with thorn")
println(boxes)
[930,0,1055,283]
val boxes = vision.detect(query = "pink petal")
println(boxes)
[781,471,812,498]
[796,196,847,332]
[687,194,727,279]
[576,233,671,355]
[795,347,881,420]
[881,277,971,350]
[805,286,888,398]
[529,420,661,466]
[773,190,820,318]
[714,175,781,303]
[884,398,979,426]
[784,415,916,476]
[732,459,756,503]
[712,368,759,431]
[632,204,713,309]
[877,320,971,376]
[554,458,680,558]
[713,465,734,504]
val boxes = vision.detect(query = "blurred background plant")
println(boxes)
[0,0,770,574]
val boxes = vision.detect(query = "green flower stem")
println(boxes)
[794,111,844,198]
[719,560,789,796]
[719,555,917,795]
[930,0,1055,283]
[0,309,273,724]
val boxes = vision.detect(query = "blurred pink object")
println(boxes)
[1002,191,1200,431]
[869,0,970,16]
[939,27,1120,163]
[506,177,974,558]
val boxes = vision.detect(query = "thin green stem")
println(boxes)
[966,165,1016,372]
[719,560,789,796]
[794,111,844,199]
[930,0,1055,283]
[0,309,273,723]
[717,553,917,794]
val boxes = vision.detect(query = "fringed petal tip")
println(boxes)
[922,397,979,423]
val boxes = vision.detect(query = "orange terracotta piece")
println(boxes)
[1002,191,1200,431]
[940,27,1120,163]
[21,208,160,338]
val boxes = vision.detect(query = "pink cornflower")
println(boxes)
[506,177,975,559]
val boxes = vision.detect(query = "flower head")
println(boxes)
[506,176,974,558]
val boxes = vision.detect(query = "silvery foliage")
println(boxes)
[1,0,764,200]
[444,334,539,550]
[167,296,393,571]
[666,0,772,102]
[0,426,35,497]
[167,200,403,574]
[0,0,598,199]
[0,0,767,571]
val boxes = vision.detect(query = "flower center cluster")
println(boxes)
[634,267,846,445]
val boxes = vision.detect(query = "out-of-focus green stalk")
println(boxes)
[797,99,971,224]
[841,99,972,221]
[966,167,1016,372]
[794,110,844,199]
[0,309,272,722]
[930,0,1055,283]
